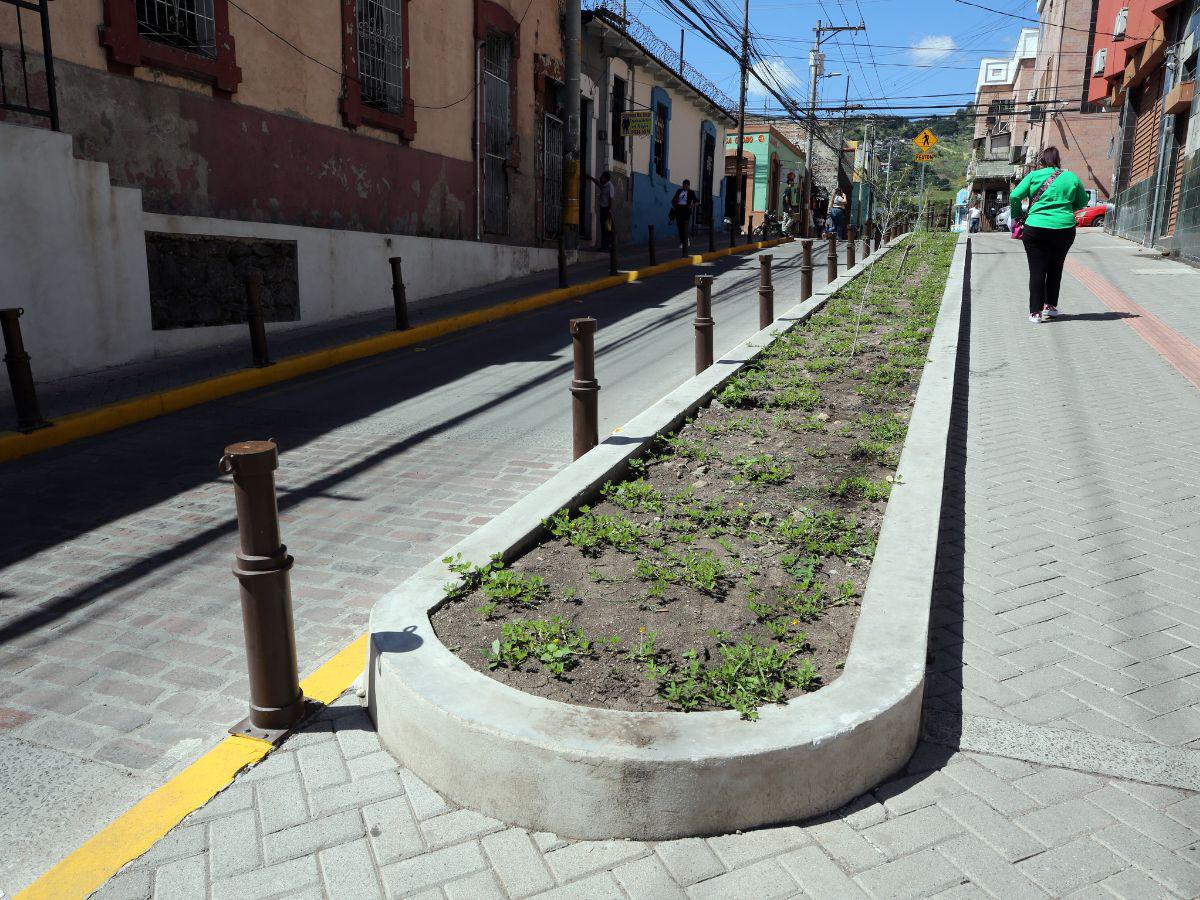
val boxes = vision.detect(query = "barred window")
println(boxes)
[136,0,217,58]
[357,0,405,114]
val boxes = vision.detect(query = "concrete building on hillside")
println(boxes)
[966,28,1040,221]
[1090,0,1200,259]
[721,125,806,232]
[1026,0,1119,198]
[581,8,735,247]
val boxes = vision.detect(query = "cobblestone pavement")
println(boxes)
[0,241,835,894]
[84,231,1200,898]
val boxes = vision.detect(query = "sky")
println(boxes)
[618,0,1033,122]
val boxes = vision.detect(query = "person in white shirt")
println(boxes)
[587,171,616,250]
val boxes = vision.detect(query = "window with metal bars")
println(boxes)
[357,0,405,113]
[652,103,667,177]
[483,31,514,234]
[136,0,217,58]
[611,77,627,163]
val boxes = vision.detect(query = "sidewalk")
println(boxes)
[66,229,1199,897]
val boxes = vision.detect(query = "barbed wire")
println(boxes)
[586,1,739,117]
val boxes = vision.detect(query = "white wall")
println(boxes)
[0,123,560,386]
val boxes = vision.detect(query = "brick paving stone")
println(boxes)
[1016,836,1126,896]
[612,854,689,900]
[852,847,966,899]
[937,834,1048,898]
[542,840,650,883]
[481,829,556,898]
[860,805,964,859]
[380,842,488,896]
[686,857,799,900]
[316,838,385,900]
[443,870,507,900]
[705,825,810,868]
[778,845,869,899]
[653,837,726,887]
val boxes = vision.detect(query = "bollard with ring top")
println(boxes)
[220,440,308,742]
[244,272,272,367]
[569,318,600,460]
[826,234,838,283]
[800,239,813,302]
[847,226,857,269]
[758,255,774,329]
[694,276,714,374]
[389,257,410,329]
[1,307,47,432]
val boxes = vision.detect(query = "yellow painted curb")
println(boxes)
[0,237,790,467]
[16,633,370,900]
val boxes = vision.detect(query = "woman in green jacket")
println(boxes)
[1010,147,1091,323]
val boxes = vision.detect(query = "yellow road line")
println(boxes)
[0,238,788,465]
[16,634,370,900]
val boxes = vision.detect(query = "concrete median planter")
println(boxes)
[367,234,968,840]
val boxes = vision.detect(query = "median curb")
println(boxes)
[367,232,964,840]
[0,237,791,465]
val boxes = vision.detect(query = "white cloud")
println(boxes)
[748,59,803,100]
[909,35,958,65]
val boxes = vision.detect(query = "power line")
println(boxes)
[950,0,1151,41]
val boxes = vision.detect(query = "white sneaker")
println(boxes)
[1028,312,1044,324]
[1043,306,1059,317]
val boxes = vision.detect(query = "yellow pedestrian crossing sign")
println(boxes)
[914,129,938,150]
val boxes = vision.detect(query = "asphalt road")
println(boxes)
[0,237,847,892]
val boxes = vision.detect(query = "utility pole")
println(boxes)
[802,18,864,237]
[564,0,582,250]
[734,0,750,239]
[679,29,685,75]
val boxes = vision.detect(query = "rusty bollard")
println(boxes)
[847,226,857,269]
[556,233,568,289]
[1,308,47,432]
[758,255,775,329]
[244,273,272,367]
[647,224,658,266]
[826,235,838,283]
[569,318,599,460]
[861,224,871,261]
[800,239,814,302]
[694,275,714,374]
[874,227,882,252]
[389,257,410,329]
[747,215,755,241]
[221,440,306,742]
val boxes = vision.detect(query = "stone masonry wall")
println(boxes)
[145,233,300,330]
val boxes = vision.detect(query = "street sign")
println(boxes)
[913,129,938,150]
[915,152,936,162]
[621,110,653,137]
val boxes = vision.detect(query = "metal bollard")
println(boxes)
[729,222,736,249]
[389,257,410,329]
[694,275,714,374]
[220,440,306,742]
[647,224,657,266]
[862,225,871,261]
[556,233,568,288]
[826,235,838,283]
[747,215,755,241]
[569,318,600,460]
[708,218,715,252]
[847,226,857,268]
[0,308,47,432]
[758,255,774,329]
[800,239,813,302]
[609,237,618,276]
[873,227,881,252]
[244,272,272,367]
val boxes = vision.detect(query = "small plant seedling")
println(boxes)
[732,454,793,486]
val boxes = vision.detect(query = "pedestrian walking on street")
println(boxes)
[968,203,982,234]
[830,188,848,240]
[587,171,616,251]
[1010,147,1090,324]
[669,180,699,254]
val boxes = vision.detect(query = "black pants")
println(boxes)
[598,206,613,249]
[1021,225,1076,314]
[675,210,692,251]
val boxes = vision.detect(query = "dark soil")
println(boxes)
[432,234,957,719]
